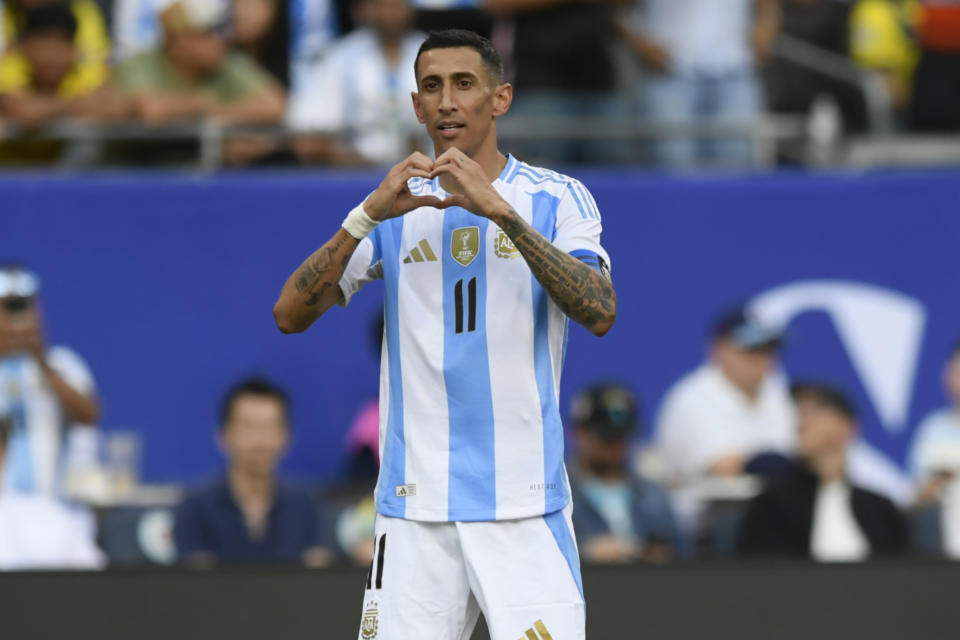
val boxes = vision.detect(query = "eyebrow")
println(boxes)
[419,71,482,85]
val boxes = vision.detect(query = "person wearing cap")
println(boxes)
[0,265,99,496]
[0,414,105,570]
[654,306,795,486]
[115,0,285,126]
[568,384,684,563]
[736,383,907,560]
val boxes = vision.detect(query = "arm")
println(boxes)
[273,152,448,333]
[751,0,780,62]
[212,83,286,125]
[0,92,73,128]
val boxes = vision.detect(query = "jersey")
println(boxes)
[338,154,611,522]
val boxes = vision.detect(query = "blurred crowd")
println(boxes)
[0,0,958,168]
[3,262,960,570]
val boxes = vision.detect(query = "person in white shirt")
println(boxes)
[655,307,795,486]
[736,382,907,561]
[0,265,99,497]
[908,341,960,556]
[288,0,430,166]
[273,29,617,640]
[0,416,105,570]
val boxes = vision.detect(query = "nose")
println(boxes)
[439,83,456,113]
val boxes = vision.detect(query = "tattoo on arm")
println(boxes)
[293,232,352,306]
[500,211,616,330]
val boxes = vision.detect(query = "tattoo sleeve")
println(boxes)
[499,211,616,333]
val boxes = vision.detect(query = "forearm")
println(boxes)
[273,228,359,333]
[214,88,285,125]
[0,93,69,127]
[495,209,616,336]
[39,362,99,424]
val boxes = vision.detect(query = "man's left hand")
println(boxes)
[429,149,510,221]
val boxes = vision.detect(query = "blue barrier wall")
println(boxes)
[2,170,959,482]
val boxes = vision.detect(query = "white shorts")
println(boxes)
[356,503,585,640]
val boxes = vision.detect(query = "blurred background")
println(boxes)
[2,0,960,638]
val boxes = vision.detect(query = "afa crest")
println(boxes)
[451,227,480,267]
[361,601,379,639]
[493,230,520,259]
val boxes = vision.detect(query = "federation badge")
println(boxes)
[361,601,379,639]
[493,230,520,259]
[451,226,480,267]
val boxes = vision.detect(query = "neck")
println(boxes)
[806,450,847,483]
[227,465,274,505]
[379,34,402,66]
[438,138,507,194]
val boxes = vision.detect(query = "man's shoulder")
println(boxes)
[662,364,716,405]
[503,158,584,193]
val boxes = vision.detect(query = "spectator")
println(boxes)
[173,377,330,567]
[288,0,428,166]
[620,0,779,168]
[568,384,684,564]
[909,0,960,131]
[0,415,105,570]
[231,0,290,87]
[0,265,100,497]
[908,340,960,556]
[115,0,285,126]
[737,383,908,560]
[488,0,623,164]
[850,0,921,115]
[654,307,794,487]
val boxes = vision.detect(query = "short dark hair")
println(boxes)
[219,377,289,430]
[21,3,78,40]
[791,381,857,422]
[414,29,503,85]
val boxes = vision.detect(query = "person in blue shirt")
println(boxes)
[173,377,330,567]
[568,383,686,563]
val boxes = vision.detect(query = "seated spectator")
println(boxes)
[620,0,779,168]
[231,0,290,87]
[115,0,285,126]
[0,265,100,497]
[288,0,428,166]
[654,307,794,487]
[173,377,330,567]
[908,340,960,557]
[569,384,684,564]
[737,383,908,560]
[909,0,960,131]
[850,0,921,116]
[0,416,105,570]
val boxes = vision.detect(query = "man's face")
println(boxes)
[167,30,226,75]
[21,31,77,91]
[945,351,960,406]
[368,0,411,41]
[412,47,510,158]
[576,427,629,477]
[220,394,288,476]
[231,0,276,46]
[713,338,777,394]
[795,396,854,459]
[0,296,39,356]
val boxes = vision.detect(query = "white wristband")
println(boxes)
[341,201,380,240]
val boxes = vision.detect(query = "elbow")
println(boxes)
[273,305,305,334]
[588,295,617,337]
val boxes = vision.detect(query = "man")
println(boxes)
[736,383,907,560]
[173,378,330,567]
[0,415,104,570]
[289,0,430,166]
[655,307,794,486]
[115,0,284,126]
[568,384,683,564]
[0,265,99,496]
[273,29,616,640]
[909,340,960,556]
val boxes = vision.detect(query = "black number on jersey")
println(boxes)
[454,277,477,334]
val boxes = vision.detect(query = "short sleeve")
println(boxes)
[337,232,383,307]
[287,56,345,132]
[218,53,273,102]
[46,346,96,395]
[553,180,611,275]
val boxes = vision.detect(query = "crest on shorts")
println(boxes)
[451,226,479,267]
[361,601,379,639]
[493,230,520,259]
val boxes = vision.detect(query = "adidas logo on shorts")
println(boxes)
[517,619,554,640]
[402,240,438,264]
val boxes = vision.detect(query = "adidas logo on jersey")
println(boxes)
[517,620,554,640]
[402,239,438,264]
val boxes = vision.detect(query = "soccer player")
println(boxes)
[274,29,616,640]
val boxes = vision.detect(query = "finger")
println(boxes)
[437,194,469,209]
[400,166,432,181]
[428,163,462,179]
[406,151,435,171]
[407,195,447,210]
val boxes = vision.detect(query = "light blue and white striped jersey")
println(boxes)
[339,155,610,522]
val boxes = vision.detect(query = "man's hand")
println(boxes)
[428,148,511,220]
[364,152,452,221]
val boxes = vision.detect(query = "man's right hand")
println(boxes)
[363,152,451,221]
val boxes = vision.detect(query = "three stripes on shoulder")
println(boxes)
[518,619,554,640]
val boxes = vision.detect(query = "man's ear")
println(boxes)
[492,82,513,118]
[412,91,426,124]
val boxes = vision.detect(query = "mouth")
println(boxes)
[437,121,465,139]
